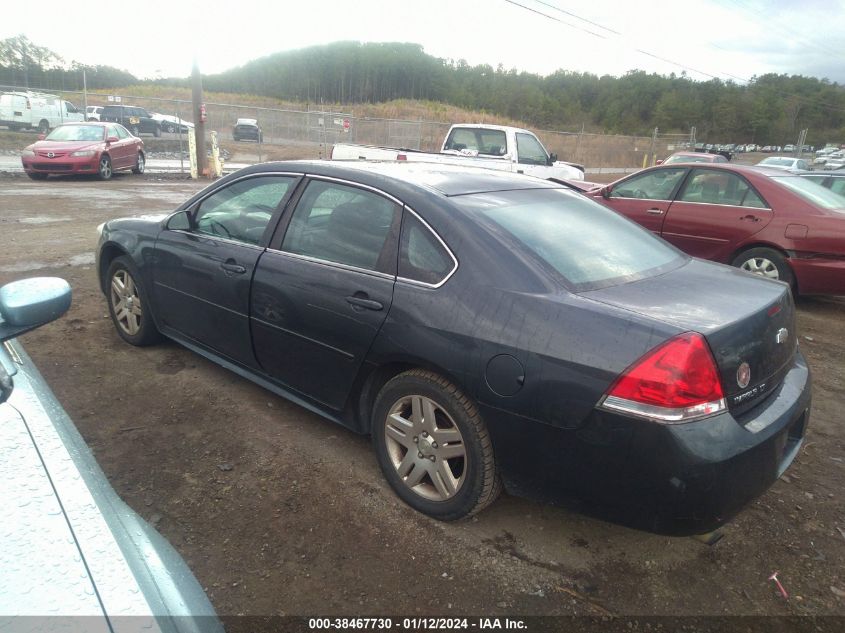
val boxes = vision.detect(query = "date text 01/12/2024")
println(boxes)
[307,618,527,630]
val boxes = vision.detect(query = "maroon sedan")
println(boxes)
[21,122,144,180]
[594,163,845,295]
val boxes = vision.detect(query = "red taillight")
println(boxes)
[600,332,726,423]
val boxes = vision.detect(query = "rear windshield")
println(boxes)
[759,157,795,167]
[771,175,845,211]
[452,188,685,291]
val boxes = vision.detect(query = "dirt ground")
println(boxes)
[1,172,844,623]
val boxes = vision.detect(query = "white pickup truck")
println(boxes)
[331,123,585,181]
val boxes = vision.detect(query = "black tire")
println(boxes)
[731,247,795,291]
[38,119,49,134]
[105,256,161,346]
[164,123,174,133]
[371,369,501,521]
[27,172,48,180]
[233,135,240,142]
[97,154,113,180]
[132,152,145,175]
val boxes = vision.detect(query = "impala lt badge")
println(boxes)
[737,362,751,389]
[776,327,789,344]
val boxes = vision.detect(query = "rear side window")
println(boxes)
[453,188,684,290]
[398,212,455,286]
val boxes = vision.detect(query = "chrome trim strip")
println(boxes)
[162,171,305,224]
[303,173,405,207]
[250,316,355,360]
[262,248,396,281]
[3,341,23,365]
[396,206,459,289]
[153,282,248,317]
[673,200,773,211]
[166,229,266,251]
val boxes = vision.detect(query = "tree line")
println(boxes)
[3,36,844,146]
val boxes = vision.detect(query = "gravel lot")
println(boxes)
[1,172,844,624]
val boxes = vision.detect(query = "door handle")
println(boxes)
[739,214,760,222]
[345,295,384,311]
[646,208,664,215]
[220,262,246,274]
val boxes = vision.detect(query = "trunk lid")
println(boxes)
[582,259,797,415]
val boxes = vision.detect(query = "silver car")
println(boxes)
[0,277,222,633]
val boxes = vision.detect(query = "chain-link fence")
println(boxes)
[1,84,697,173]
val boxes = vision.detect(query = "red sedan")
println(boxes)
[21,122,144,180]
[593,163,845,295]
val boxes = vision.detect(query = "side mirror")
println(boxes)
[655,159,664,165]
[548,153,558,165]
[0,277,71,404]
[601,186,612,199]
[107,136,119,144]
[38,133,46,141]
[166,210,191,231]
[0,278,72,344]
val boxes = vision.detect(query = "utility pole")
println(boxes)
[191,59,207,177]
[82,69,88,117]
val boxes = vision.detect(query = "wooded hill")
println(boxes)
[3,37,844,145]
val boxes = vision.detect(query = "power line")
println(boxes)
[505,0,845,114]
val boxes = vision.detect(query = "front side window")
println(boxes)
[193,176,295,245]
[114,125,129,139]
[398,212,455,285]
[282,180,400,272]
[611,168,686,201]
[677,169,767,208]
[516,133,549,165]
[452,188,684,290]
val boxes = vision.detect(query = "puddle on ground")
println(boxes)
[0,252,95,273]
[18,216,73,224]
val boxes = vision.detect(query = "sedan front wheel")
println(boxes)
[106,257,161,346]
[372,369,501,520]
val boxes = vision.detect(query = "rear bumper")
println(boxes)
[483,350,811,535]
[790,256,845,295]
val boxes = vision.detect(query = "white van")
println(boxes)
[0,91,84,132]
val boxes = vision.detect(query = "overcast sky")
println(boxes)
[3,0,844,84]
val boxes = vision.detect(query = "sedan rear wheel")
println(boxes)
[97,155,113,180]
[372,369,501,520]
[732,247,795,290]
[106,257,161,346]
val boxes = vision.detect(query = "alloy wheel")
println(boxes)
[384,395,467,501]
[110,269,143,335]
[99,156,112,179]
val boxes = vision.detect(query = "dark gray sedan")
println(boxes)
[96,161,811,535]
